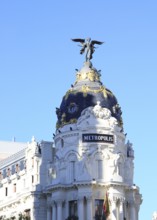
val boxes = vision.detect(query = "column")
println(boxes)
[78,197,84,220]
[64,200,69,220]
[129,202,136,220]
[87,196,92,220]
[125,202,129,220]
[52,202,57,220]
[57,200,62,220]
[110,200,117,220]
[47,206,51,220]
[119,201,124,220]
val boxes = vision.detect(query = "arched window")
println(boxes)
[15,164,20,173]
[0,171,3,180]
[7,168,11,177]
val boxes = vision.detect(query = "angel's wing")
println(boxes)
[91,40,104,45]
[71,38,85,44]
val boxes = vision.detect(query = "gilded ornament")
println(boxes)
[102,87,108,98]
[61,113,66,123]
[87,71,96,81]
[82,85,89,93]
[76,72,81,81]
[56,118,77,128]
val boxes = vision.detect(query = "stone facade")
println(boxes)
[0,138,53,219]
[0,55,143,220]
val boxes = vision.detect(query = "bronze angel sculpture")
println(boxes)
[72,38,104,62]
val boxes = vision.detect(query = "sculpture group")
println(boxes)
[72,38,104,61]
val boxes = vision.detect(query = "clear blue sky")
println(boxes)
[0,1,157,219]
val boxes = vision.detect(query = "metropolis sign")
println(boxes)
[82,133,114,143]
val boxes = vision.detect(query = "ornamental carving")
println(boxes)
[92,101,111,119]
[76,70,100,82]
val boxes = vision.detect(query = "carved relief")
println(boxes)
[106,149,124,177]
[92,101,111,119]
[78,153,92,180]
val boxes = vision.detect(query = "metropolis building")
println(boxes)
[0,39,142,220]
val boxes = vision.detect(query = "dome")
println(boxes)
[56,61,123,129]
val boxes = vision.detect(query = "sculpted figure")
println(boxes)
[72,38,104,61]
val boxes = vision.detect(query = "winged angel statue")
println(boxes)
[72,38,104,62]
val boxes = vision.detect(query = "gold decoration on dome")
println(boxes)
[88,71,100,81]
[61,113,66,123]
[76,72,81,81]
[76,70,100,83]
[82,85,89,93]
[56,118,77,128]
[64,85,109,101]
[81,85,108,98]
[64,89,78,100]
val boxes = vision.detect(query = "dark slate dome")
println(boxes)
[56,61,123,129]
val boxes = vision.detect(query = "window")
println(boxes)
[13,183,16,192]
[61,138,64,148]
[32,175,34,183]
[70,161,76,182]
[5,187,8,196]
[95,200,105,220]
[69,200,77,217]
[7,168,11,177]
[32,157,34,168]
[15,164,19,173]
[25,209,31,216]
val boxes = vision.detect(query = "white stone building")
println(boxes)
[0,49,142,220]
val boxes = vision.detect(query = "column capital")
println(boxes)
[56,199,63,206]
[51,200,57,207]
[78,196,84,202]
[86,195,93,202]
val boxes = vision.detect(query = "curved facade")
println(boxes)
[0,50,142,220]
